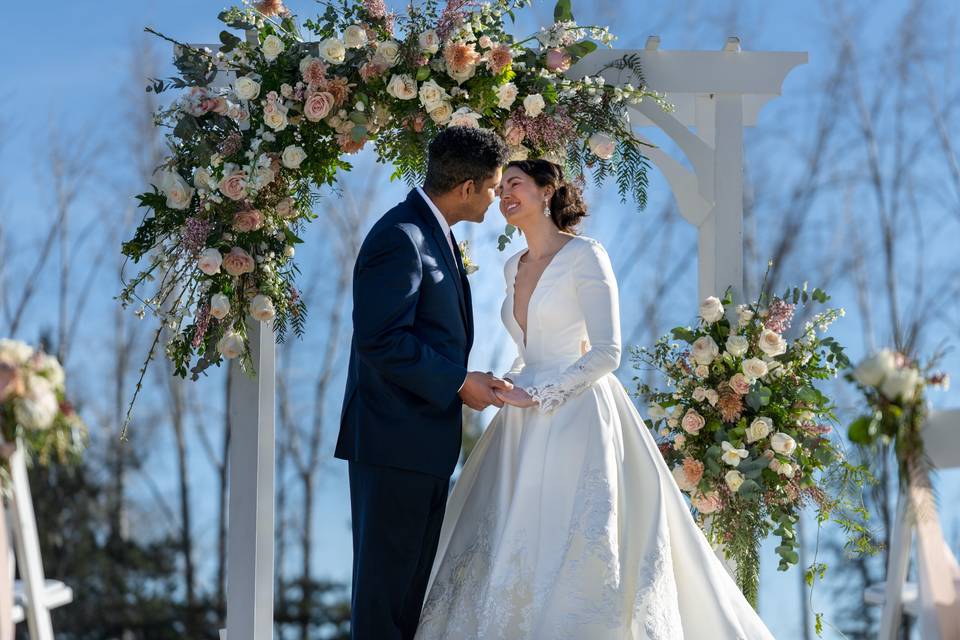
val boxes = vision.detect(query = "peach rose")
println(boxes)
[729,373,752,395]
[232,209,263,233]
[222,247,256,276]
[304,91,335,122]
[219,170,248,201]
[485,44,513,74]
[681,408,705,434]
[0,361,25,401]
[275,197,296,218]
[302,58,328,85]
[691,491,722,514]
[504,120,525,146]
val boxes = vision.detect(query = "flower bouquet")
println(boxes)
[119,0,668,433]
[635,283,871,608]
[0,339,86,481]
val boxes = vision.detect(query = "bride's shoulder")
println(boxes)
[503,247,525,275]
[568,235,609,259]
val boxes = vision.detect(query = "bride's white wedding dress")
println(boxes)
[415,236,774,639]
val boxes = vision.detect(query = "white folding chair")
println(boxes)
[864,408,960,639]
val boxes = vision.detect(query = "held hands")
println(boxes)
[459,372,513,411]
[494,386,538,408]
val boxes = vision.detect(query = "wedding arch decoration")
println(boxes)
[119,0,667,431]
[635,278,873,612]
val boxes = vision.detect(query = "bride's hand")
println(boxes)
[494,387,538,408]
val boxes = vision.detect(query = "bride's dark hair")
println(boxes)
[505,159,588,233]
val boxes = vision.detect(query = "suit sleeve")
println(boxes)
[353,225,468,408]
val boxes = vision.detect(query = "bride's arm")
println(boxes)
[523,240,621,413]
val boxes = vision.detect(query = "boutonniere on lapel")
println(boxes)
[458,240,478,276]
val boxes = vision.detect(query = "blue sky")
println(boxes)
[3,1,960,638]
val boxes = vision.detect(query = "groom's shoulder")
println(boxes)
[362,201,428,252]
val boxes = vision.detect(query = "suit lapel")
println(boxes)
[407,191,469,330]
[450,228,474,347]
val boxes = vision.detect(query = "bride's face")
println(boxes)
[497,166,553,226]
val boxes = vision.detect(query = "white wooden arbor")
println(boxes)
[191,37,807,639]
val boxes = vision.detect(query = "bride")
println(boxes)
[415,159,775,639]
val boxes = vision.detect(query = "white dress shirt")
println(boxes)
[416,187,458,262]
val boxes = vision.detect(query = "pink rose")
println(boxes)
[219,171,248,201]
[681,408,706,434]
[691,491,722,514]
[275,197,296,218]
[504,120,525,146]
[222,247,256,276]
[729,373,752,395]
[232,209,263,233]
[304,91,335,122]
[545,48,572,73]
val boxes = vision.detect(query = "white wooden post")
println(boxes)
[178,33,278,639]
[8,443,53,640]
[225,321,276,640]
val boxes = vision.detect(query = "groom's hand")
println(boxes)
[459,372,513,410]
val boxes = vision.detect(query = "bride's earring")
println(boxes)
[543,199,551,218]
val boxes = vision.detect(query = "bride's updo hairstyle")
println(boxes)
[506,159,589,233]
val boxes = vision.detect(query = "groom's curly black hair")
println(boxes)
[423,126,510,195]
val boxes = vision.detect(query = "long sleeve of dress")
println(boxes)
[524,241,622,413]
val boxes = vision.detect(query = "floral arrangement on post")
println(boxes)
[0,339,86,481]
[634,276,873,615]
[119,0,668,434]
[848,348,949,482]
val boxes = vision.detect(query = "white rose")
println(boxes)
[726,335,749,358]
[264,108,288,131]
[758,329,787,357]
[418,79,447,109]
[14,376,58,430]
[194,167,215,191]
[153,169,194,210]
[496,82,519,109]
[281,145,308,169]
[343,25,368,49]
[881,367,921,401]
[0,339,34,364]
[742,357,769,382]
[233,76,261,101]
[725,469,744,492]
[387,74,418,100]
[447,107,482,128]
[34,353,65,389]
[261,35,285,62]
[705,389,719,406]
[374,40,401,67]
[217,331,244,359]
[198,248,223,275]
[209,293,231,320]
[736,304,755,327]
[647,403,667,420]
[692,387,707,402]
[523,93,545,117]
[695,364,710,378]
[770,432,797,456]
[249,294,276,322]
[746,416,772,443]
[418,30,440,54]
[588,132,616,160]
[673,466,697,492]
[853,349,896,388]
[699,296,725,324]
[691,336,720,366]
[777,462,795,479]
[428,101,454,124]
[721,441,748,467]
[319,38,346,64]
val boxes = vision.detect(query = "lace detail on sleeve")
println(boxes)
[525,240,622,414]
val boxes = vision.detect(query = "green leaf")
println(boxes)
[553,0,573,22]
[847,415,874,445]
[565,41,597,61]
[351,125,367,142]
[745,384,772,411]
[219,30,242,53]
[671,327,697,343]
[416,66,431,81]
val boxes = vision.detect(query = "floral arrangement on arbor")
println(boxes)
[119,0,666,433]
[634,282,872,611]
[848,348,949,481]
[0,339,86,480]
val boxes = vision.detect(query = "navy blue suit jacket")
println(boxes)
[335,190,474,479]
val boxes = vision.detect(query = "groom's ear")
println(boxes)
[458,179,476,200]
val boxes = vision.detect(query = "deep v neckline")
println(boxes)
[512,237,575,347]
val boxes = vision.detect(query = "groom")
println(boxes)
[335,126,512,639]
